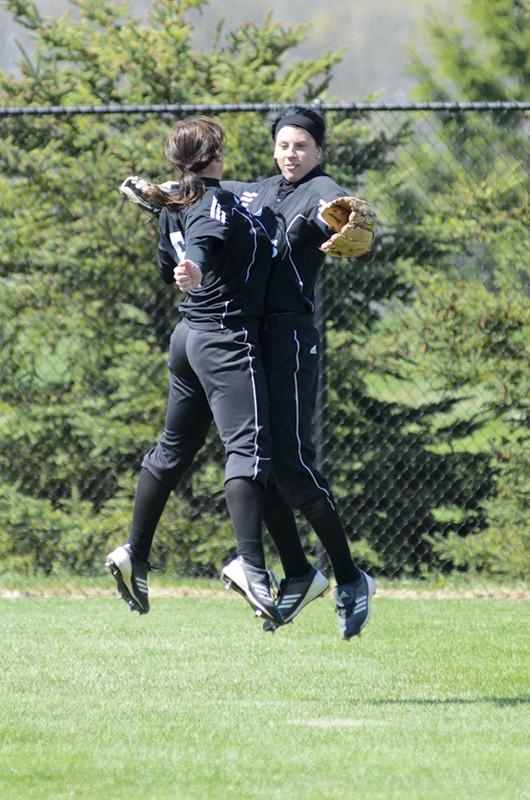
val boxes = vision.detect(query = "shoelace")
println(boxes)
[335,597,355,617]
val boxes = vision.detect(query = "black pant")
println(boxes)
[142,319,271,489]
[262,314,334,513]
[261,314,360,584]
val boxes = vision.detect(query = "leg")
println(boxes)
[225,476,265,567]
[106,322,212,613]
[141,323,213,494]
[131,322,212,553]
[263,319,360,582]
[263,318,374,635]
[262,477,329,628]
[188,325,282,625]
[188,325,271,566]
[263,478,310,578]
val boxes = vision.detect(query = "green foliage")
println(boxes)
[409,0,529,101]
[362,265,529,573]
[359,0,530,576]
[0,0,527,580]
[0,0,354,576]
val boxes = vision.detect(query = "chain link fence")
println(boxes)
[0,102,528,592]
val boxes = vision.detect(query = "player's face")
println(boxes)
[273,126,322,183]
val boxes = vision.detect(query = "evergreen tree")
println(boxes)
[363,0,529,577]
[2,0,525,580]
[410,0,529,102]
[0,0,391,575]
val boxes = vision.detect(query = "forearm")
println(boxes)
[157,246,177,284]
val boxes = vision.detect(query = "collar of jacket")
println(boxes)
[277,165,324,198]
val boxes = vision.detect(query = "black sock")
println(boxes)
[263,482,310,578]
[127,468,171,562]
[303,500,361,585]
[224,477,265,570]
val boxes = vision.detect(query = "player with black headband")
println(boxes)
[106,116,284,627]
[119,106,376,640]
[225,106,376,639]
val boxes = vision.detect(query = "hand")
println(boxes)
[174,260,202,292]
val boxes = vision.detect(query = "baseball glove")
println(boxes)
[319,196,376,259]
[119,176,179,215]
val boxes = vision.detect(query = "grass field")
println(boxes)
[1,592,528,800]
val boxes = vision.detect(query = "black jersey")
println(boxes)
[157,179,273,328]
[223,167,349,315]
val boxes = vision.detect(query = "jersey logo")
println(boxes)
[240,191,258,208]
[210,196,227,224]
[169,231,185,260]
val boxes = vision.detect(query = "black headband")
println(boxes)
[184,153,217,173]
[273,113,325,147]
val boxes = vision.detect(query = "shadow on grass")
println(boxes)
[368,696,530,707]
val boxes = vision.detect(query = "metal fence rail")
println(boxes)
[2,101,529,115]
[0,102,528,591]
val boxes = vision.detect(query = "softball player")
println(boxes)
[106,117,283,626]
[222,106,376,639]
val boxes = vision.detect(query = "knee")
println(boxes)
[224,457,270,489]
[141,445,193,491]
[298,494,336,518]
[274,476,335,515]
[270,477,306,511]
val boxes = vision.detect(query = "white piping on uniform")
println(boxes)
[285,214,315,313]
[242,327,269,480]
[292,329,335,509]
[220,300,230,329]
[217,202,268,331]
[232,207,258,282]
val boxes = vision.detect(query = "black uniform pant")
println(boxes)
[133,315,358,583]
[262,314,334,512]
[261,313,360,585]
[129,318,272,568]
[143,319,271,488]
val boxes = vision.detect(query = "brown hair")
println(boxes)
[146,116,224,211]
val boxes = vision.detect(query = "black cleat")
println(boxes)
[105,544,150,615]
[262,565,329,633]
[221,556,284,626]
[333,571,376,639]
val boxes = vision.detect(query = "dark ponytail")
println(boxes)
[148,116,224,211]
